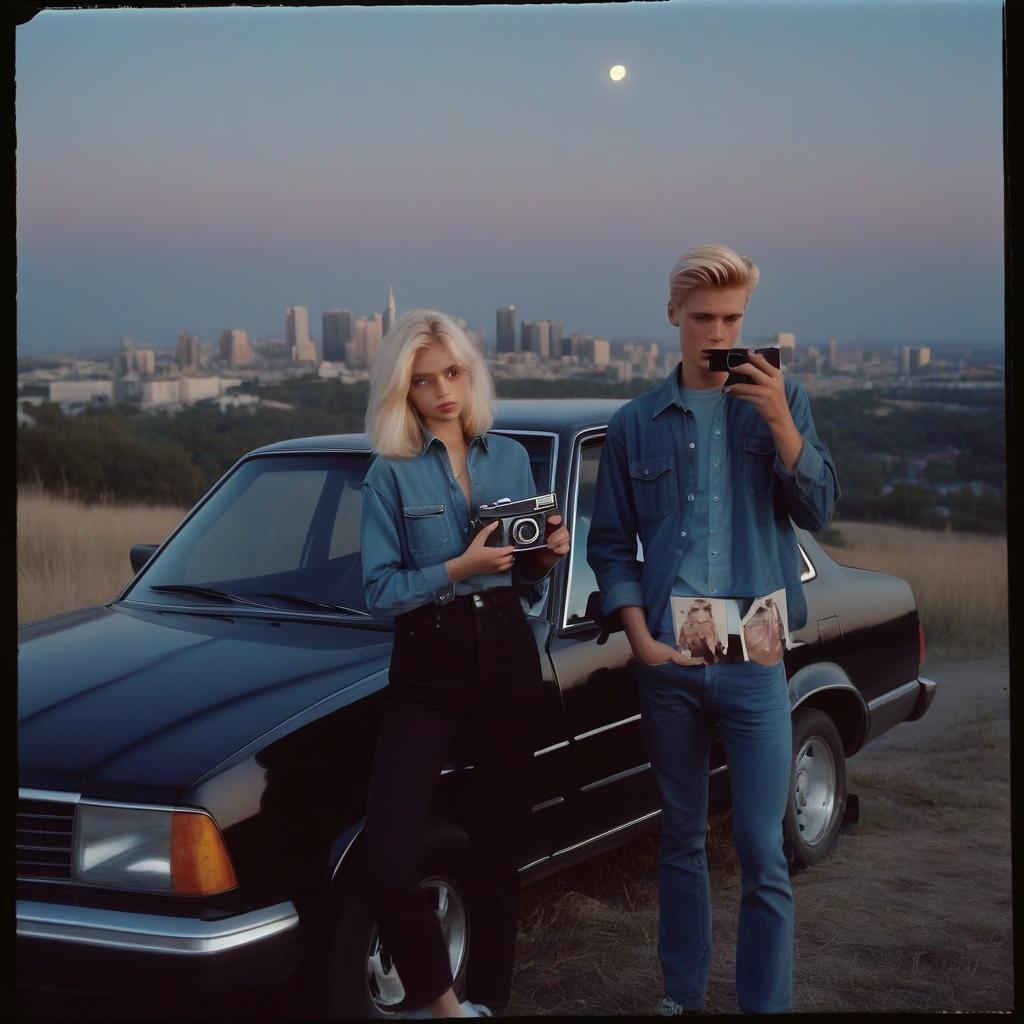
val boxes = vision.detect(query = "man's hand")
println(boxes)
[724,351,804,471]
[635,637,706,668]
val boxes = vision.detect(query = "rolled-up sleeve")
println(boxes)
[773,381,840,532]
[587,418,645,617]
[360,481,450,618]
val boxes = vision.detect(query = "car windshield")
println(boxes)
[125,452,375,617]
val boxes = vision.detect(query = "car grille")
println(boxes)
[17,797,75,884]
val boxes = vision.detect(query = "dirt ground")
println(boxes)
[506,652,1013,1015]
[18,654,1012,1019]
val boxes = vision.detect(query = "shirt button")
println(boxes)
[713,458,720,467]
[688,442,695,449]
[714,430,721,438]
[675,549,682,556]
[687,493,694,502]
[680,531,687,538]
[711,550,718,556]
[709,585,717,593]
[712,495,720,502]
[711,529,718,535]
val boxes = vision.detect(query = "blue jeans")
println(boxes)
[637,658,794,1014]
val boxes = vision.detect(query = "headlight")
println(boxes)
[73,803,238,896]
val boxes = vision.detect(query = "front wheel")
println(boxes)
[783,707,847,873]
[316,825,470,1019]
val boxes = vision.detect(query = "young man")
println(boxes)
[587,245,839,1014]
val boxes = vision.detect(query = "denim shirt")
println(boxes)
[360,428,551,619]
[586,363,840,636]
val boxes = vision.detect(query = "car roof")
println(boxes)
[248,397,629,454]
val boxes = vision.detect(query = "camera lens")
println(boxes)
[727,351,746,368]
[511,517,540,546]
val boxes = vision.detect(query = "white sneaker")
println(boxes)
[459,1000,493,1017]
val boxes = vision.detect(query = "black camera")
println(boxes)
[473,493,559,551]
[704,346,781,385]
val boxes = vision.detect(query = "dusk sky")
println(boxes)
[16,1,1003,354]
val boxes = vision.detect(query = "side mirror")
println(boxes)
[130,543,159,574]
[585,590,623,645]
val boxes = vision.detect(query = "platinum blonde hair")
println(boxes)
[366,309,494,459]
[668,244,760,307]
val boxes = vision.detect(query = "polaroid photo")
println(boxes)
[670,595,729,663]
[739,588,789,665]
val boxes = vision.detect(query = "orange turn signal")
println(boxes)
[170,811,238,896]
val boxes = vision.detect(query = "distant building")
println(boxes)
[322,309,353,363]
[219,329,253,367]
[383,286,397,338]
[133,349,156,376]
[520,320,541,355]
[827,338,839,369]
[570,333,593,359]
[349,314,384,368]
[496,306,517,354]
[285,306,312,361]
[176,331,201,370]
[910,346,932,373]
[773,332,796,367]
[592,339,611,366]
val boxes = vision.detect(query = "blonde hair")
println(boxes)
[668,244,760,307]
[366,309,494,458]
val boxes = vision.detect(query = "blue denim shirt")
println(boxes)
[587,363,839,636]
[360,429,551,619]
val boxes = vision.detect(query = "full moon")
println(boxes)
[609,65,626,82]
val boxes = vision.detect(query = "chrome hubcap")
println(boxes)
[792,735,837,846]
[366,877,468,1013]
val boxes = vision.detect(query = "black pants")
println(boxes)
[359,588,545,1010]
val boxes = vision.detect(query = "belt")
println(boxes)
[395,587,518,628]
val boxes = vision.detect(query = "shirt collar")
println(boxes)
[420,425,490,454]
[652,362,686,418]
[651,362,725,418]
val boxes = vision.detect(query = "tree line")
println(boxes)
[16,376,1006,534]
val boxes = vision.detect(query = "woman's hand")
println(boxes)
[532,514,570,568]
[446,520,515,582]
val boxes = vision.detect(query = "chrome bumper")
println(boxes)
[16,899,298,955]
[904,675,937,721]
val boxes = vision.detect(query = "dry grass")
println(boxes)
[17,486,186,626]
[820,519,1007,658]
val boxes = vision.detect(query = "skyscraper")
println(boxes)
[286,306,312,360]
[322,309,353,363]
[176,331,200,370]
[520,320,541,355]
[496,306,517,354]
[773,332,796,366]
[383,286,397,337]
[219,329,253,367]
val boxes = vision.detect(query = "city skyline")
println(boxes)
[16,2,1004,354]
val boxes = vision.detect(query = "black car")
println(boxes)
[17,399,936,1017]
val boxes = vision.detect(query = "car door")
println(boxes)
[546,429,663,852]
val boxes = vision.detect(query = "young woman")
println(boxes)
[358,310,570,1019]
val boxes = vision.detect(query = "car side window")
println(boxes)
[565,440,603,626]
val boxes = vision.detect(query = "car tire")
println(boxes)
[783,707,847,874]
[316,823,471,1019]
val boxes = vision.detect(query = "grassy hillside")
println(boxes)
[16,490,1007,658]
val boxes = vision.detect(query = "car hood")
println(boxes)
[18,602,393,804]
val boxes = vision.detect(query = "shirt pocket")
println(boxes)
[628,456,678,519]
[742,436,775,498]
[402,503,450,557]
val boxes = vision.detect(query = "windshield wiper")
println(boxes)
[148,584,270,608]
[251,591,371,616]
